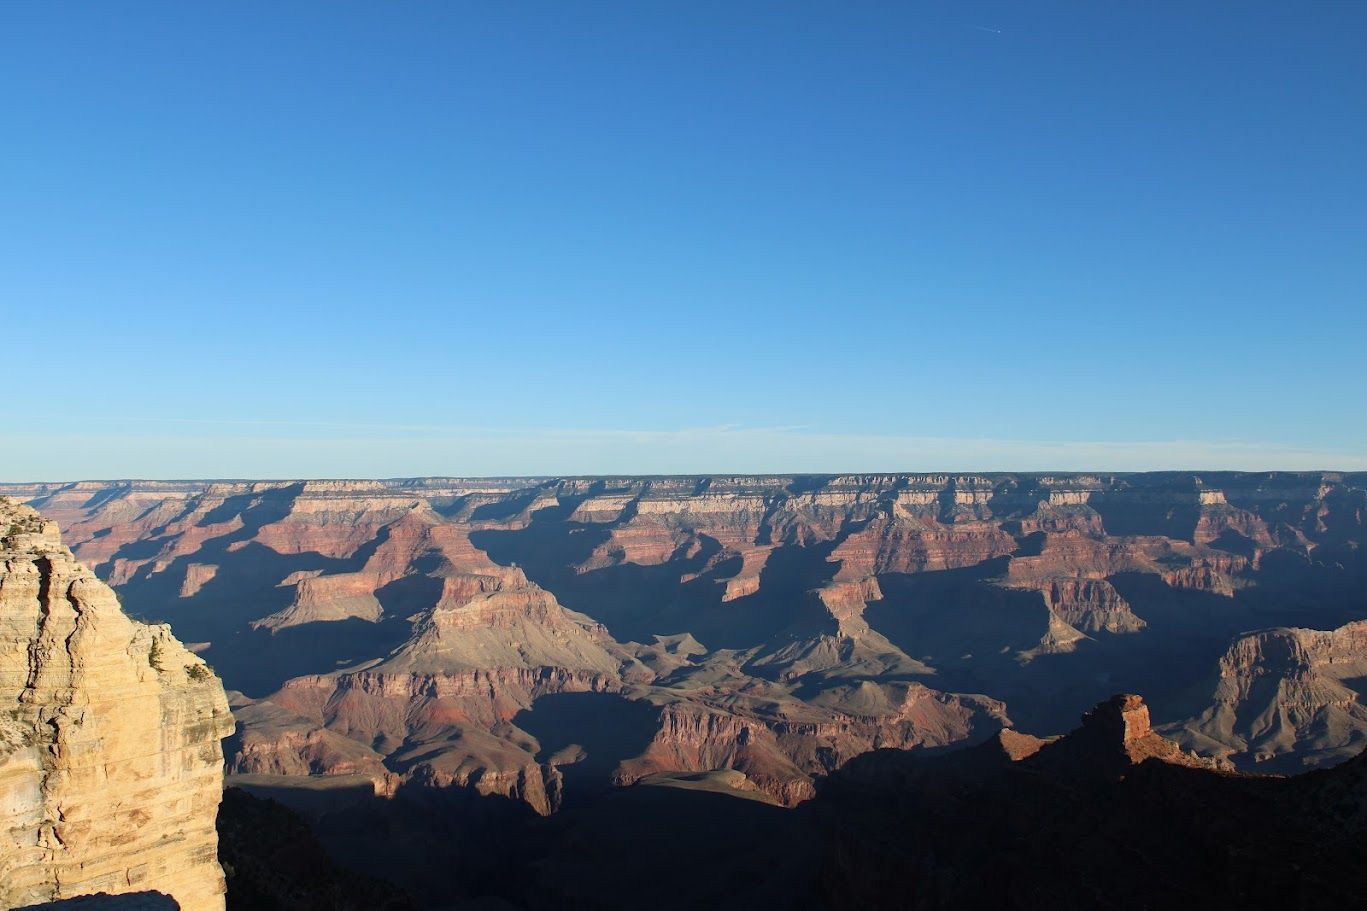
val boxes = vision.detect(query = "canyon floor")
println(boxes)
[5,473,1366,907]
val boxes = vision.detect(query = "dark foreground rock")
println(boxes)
[217,788,417,911]
[816,695,1367,910]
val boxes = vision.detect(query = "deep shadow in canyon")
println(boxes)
[513,692,662,807]
[227,773,824,911]
[223,697,1367,911]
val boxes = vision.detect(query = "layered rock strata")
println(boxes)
[0,499,234,911]
[1169,620,1367,770]
[6,472,1365,815]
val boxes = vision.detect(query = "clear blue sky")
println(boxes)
[3,3,1365,479]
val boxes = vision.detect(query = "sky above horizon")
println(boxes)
[3,3,1365,480]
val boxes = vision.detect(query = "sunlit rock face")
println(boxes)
[0,499,234,911]
[1167,619,1367,771]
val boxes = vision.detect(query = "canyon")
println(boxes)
[2,472,1365,906]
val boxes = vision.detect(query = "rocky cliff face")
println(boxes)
[1168,619,1367,771]
[617,684,1007,805]
[0,499,234,911]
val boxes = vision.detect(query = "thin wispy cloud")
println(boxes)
[2,419,1363,481]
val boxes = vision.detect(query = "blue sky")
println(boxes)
[3,3,1365,479]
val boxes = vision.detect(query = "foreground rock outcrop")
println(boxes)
[0,499,234,911]
[216,788,416,910]
[818,693,1367,909]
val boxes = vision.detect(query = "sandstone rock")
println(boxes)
[617,683,1007,806]
[244,574,628,814]
[1042,578,1143,633]
[1018,693,1229,777]
[178,563,218,599]
[15,893,180,910]
[1168,620,1367,770]
[0,499,234,911]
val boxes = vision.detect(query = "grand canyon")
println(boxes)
[10,5,1364,907]
[2,472,1364,908]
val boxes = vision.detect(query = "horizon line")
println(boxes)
[4,467,1366,486]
